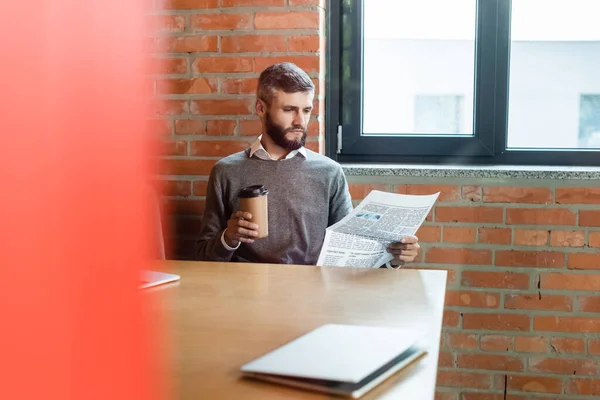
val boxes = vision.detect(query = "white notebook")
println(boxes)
[241,324,426,398]
[139,270,180,289]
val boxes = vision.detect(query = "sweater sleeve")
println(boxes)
[328,165,353,227]
[193,166,237,261]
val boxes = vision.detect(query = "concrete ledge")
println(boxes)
[341,164,600,180]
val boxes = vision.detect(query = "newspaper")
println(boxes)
[316,190,439,268]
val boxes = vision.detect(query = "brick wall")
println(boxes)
[348,176,600,400]
[151,1,600,399]
[150,0,325,257]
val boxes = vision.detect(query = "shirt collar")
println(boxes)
[248,135,307,160]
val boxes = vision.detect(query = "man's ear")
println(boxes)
[256,99,267,117]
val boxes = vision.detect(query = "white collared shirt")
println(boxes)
[220,135,307,250]
[248,135,307,160]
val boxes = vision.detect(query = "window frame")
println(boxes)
[325,0,600,166]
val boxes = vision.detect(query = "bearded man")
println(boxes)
[193,63,419,268]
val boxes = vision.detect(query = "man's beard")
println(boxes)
[265,112,307,151]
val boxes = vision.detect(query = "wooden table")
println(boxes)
[148,261,447,399]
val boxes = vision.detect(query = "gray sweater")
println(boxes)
[193,149,353,265]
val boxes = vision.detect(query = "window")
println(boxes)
[413,95,465,134]
[579,95,600,148]
[327,0,600,165]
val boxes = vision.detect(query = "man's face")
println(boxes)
[261,90,314,151]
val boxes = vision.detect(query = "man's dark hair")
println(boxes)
[257,62,314,105]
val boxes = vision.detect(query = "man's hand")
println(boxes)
[224,211,259,247]
[386,235,420,266]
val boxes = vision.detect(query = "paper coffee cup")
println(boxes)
[239,185,268,239]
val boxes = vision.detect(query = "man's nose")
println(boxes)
[293,111,307,127]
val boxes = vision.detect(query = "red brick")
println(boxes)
[158,159,215,175]
[162,0,218,9]
[254,55,320,73]
[568,253,600,270]
[550,230,585,247]
[568,378,600,396]
[289,0,320,4]
[304,140,320,153]
[148,119,173,135]
[589,340,600,355]
[445,332,478,350]
[193,57,253,73]
[443,310,459,327]
[589,232,600,247]
[556,187,600,204]
[189,140,251,157]
[149,15,185,32]
[156,36,218,53]
[239,119,262,136]
[164,199,205,215]
[151,57,187,74]
[550,337,585,354]
[175,120,204,135]
[580,210,600,226]
[478,227,511,245]
[161,180,191,197]
[495,250,564,268]
[254,11,319,29]
[406,184,461,202]
[153,100,187,116]
[461,271,530,290]
[534,316,600,333]
[191,99,252,115]
[578,296,600,312]
[222,0,284,6]
[443,227,476,243]
[438,351,453,368]
[436,207,503,223]
[506,208,576,225]
[288,35,320,52]
[192,181,208,197]
[289,0,325,6]
[415,226,441,243]
[348,183,388,200]
[222,35,286,53]
[515,336,547,353]
[206,120,237,136]
[513,229,548,246]
[445,291,499,308]
[222,78,258,94]
[461,395,527,400]
[462,185,482,202]
[540,272,600,291]
[483,186,552,204]
[462,313,530,331]
[505,294,572,311]
[161,140,187,156]
[457,354,523,371]
[191,14,252,30]
[307,119,321,137]
[480,335,513,351]
[156,78,217,95]
[426,248,492,265]
[436,371,491,389]
[529,357,598,375]
[506,375,562,394]
[434,392,457,400]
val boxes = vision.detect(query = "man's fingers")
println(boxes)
[232,211,253,220]
[400,235,419,244]
[236,227,258,238]
[387,244,419,252]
